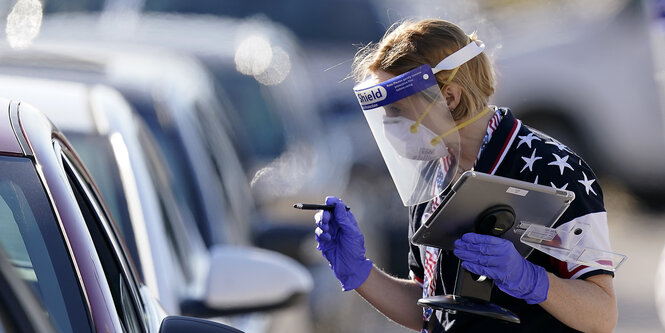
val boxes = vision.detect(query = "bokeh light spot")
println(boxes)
[6,0,43,49]
[234,35,273,76]
[255,46,291,86]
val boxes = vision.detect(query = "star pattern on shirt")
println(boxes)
[550,181,569,190]
[442,315,455,331]
[517,132,541,149]
[416,117,610,332]
[548,153,574,175]
[520,149,542,173]
[578,171,597,196]
[511,132,600,198]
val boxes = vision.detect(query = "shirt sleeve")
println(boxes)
[539,149,615,279]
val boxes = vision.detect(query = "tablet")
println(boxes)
[411,171,575,257]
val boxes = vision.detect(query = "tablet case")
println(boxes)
[411,171,575,257]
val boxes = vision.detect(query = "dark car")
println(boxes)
[0,97,243,332]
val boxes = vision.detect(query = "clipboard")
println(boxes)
[411,171,575,257]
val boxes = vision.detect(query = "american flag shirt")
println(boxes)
[407,108,613,332]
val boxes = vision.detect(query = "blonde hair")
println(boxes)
[352,19,495,120]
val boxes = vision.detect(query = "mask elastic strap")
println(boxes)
[409,66,461,134]
[430,106,491,146]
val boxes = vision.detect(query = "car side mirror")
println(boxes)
[180,245,313,317]
[253,223,321,265]
[160,316,244,333]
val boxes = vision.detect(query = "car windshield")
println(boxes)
[0,155,90,333]
[64,132,141,278]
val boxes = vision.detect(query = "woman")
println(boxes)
[315,19,617,332]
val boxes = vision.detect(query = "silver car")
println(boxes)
[0,96,244,332]
[0,75,313,332]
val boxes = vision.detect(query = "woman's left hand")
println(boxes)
[453,233,549,304]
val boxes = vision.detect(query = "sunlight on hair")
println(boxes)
[5,0,42,49]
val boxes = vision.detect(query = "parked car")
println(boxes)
[38,13,355,224]
[0,39,332,263]
[0,74,314,332]
[33,13,409,284]
[0,96,245,332]
[0,43,256,243]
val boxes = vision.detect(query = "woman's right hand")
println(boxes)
[315,196,373,291]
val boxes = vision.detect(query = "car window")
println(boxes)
[193,100,253,242]
[0,244,59,333]
[124,89,229,246]
[210,67,286,162]
[0,305,11,333]
[0,156,90,333]
[121,90,207,235]
[136,124,196,283]
[60,151,145,333]
[64,132,141,278]
[43,0,103,13]
[0,292,17,333]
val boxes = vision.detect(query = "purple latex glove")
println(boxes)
[314,196,373,291]
[453,233,549,304]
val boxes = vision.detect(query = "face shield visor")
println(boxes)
[354,65,460,206]
[353,39,485,206]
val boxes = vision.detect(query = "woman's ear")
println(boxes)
[442,83,462,111]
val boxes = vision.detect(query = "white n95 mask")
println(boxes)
[383,115,450,161]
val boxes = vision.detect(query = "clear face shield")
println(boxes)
[354,40,485,206]
[354,65,460,206]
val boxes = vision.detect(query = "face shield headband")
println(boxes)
[358,38,487,141]
[411,38,489,138]
[433,38,486,73]
[404,37,488,144]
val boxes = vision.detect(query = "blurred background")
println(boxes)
[0,0,664,331]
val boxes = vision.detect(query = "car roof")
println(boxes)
[36,13,314,106]
[0,75,97,133]
[0,74,146,138]
[39,12,300,61]
[0,42,215,102]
